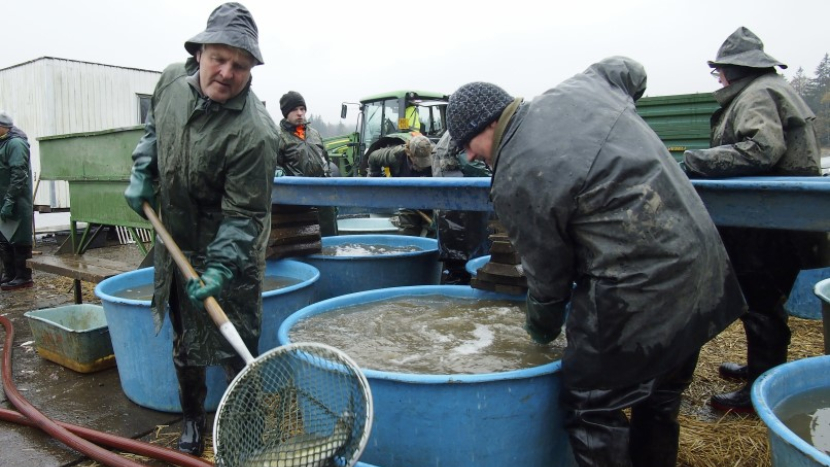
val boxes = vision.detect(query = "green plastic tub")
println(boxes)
[24,304,115,373]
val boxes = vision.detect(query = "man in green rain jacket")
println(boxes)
[683,26,822,413]
[0,111,34,290]
[124,2,278,456]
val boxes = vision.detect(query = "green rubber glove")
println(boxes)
[124,162,156,219]
[185,264,233,309]
[0,201,13,222]
[524,293,566,345]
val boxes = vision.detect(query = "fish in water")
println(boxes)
[242,413,354,467]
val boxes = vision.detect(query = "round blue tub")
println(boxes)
[278,285,576,467]
[466,254,490,277]
[753,355,830,466]
[258,260,319,354]
[94,260,319,413]
[816,279,830,355]
[297,235,440,301]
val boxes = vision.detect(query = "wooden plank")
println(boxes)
[27,255,130,283]
[470,278,527,296]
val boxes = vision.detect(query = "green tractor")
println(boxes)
[324,90,450,177]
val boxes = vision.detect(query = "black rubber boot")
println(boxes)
[0,241,14,285]
[440,260,472,285]
[718,362,749,381]
[709,383,753,413]
[175,365,207,457]
[710,310,789,414]
[1,245,32,291]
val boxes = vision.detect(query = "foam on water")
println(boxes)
[290,295,564,374]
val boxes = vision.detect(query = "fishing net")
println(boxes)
[213,343,372,467]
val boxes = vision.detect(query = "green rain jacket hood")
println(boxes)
[0,127,33,244]
[490,56,746,389]
[131,57,278,364]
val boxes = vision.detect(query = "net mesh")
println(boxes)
[214,343,372,467]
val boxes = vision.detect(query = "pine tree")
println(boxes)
[808,54,830,147]
[790,67,809,98]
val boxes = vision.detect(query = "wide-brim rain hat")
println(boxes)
[185,2,264,65]
[708,26,786,70]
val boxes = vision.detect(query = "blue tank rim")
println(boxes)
[262,259,320,297]
[95,260,320,304]
[278,284,562,384]
[304,234,438,261]
[466,255,491,276]
[751,354,830,465]
[95,267,154,306]
[816,278,830,303]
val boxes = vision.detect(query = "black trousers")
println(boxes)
[169,276,245,417]
[719,227,823,378]
[561,351,700,467]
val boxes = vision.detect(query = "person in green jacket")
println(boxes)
[0,111,34,291]
[366,134,434,236]
[683,26,823,413]
[430,130,492,284]
[276,91,338,236]
[124,2,278,456]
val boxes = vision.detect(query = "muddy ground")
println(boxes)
[1,234,826,466]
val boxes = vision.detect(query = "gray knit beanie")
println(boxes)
[0,111,12,128]
[447,82,513,147]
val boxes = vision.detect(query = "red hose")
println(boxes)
[0,314,213,467]
[0,407,212,467]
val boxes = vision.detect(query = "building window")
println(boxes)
[137,94,151,124]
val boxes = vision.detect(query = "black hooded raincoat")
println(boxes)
[490,57,746,389]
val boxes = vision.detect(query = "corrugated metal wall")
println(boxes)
[0,57,160,208]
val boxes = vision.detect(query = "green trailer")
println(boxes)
[635,92,718,161]
[34,126,152,303]
[38,125,152,254]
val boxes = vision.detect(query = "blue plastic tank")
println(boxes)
[258,260,319,354]
[297,235,440,301]
[94,259,319,413]
[816,278,830,354]
[753,354,830,466]
[279,285,576,467]
[465,254,490,277]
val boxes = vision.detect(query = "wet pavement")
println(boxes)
[0,237,193,467]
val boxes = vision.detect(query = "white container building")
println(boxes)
[0,57,160,208]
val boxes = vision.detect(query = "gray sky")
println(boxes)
[3,0,828,124]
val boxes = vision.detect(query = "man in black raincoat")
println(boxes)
[0,111,34,290]
[683,27,823,412]
[366,134,435,236]
[124,3,278,456]
[446,58,746,467]
[276,91,338,236]
[430,131,492,284]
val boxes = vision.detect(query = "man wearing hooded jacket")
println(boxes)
[446,58,746,467]
[276,91,338,236]
[0,111,34,291]
[124,2,278,456]
[683,26,823,412]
